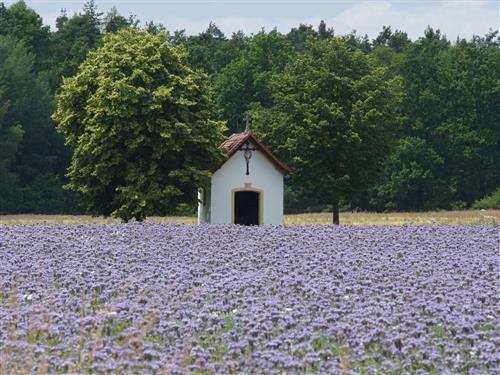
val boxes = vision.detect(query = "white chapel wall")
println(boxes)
[210,143,284,225]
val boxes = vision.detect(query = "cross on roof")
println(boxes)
[244,115,251,133]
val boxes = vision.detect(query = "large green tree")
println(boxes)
[53,29,226,221]
[252,37,402,223]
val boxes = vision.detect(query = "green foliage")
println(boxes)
[103,6,138,33]
[183,22,247,75]
[372,28,500,211]
[53,29,226,221]
[0,78,24,213]
[51,0,103,80]
[0,1,51,71]
[372,26,410,52]
[214,30,293,132]
[473,188,500,209]
[287,24,319,49]
[283,184,329,214]
[372,137,447,211]
[251,37,402,219]
[0,84,24,167]
[0,35,72,213]
[286,21,334,51]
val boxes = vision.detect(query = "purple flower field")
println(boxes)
[0,224,498,374]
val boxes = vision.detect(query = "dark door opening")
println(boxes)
[234,191,260,225]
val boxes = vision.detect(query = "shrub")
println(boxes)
[473,188,500,209]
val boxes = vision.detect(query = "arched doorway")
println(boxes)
[234,191,261,225]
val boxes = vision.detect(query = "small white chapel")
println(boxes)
[197,120,290,225]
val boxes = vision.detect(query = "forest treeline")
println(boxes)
[0,0,499,214]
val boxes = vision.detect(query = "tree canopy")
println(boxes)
[0,35,70,213]
[53,29,226,221]
[251,37,402,223]
[214,30,292,132]
[368,28,500,211]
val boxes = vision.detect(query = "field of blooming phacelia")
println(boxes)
[0,224,498,374]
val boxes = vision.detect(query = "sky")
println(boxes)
[7,0,500,40]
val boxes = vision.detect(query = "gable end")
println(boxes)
[211,132,291,174]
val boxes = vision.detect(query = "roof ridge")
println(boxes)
[212,132,290,174]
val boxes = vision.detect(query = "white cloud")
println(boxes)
[330,0,498,40]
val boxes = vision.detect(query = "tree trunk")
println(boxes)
[332,200,340,225]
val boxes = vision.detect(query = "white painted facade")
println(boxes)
[198,138,285,225]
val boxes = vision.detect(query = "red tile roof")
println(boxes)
[211,131,291,174]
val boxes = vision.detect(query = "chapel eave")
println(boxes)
[209,131,291,174]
